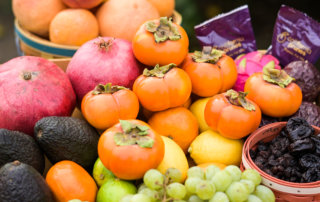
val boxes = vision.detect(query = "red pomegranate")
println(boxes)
[0,56,76,136]
[66,37,143,102]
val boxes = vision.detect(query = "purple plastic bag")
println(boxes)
[270,5,320,66]
[194,5,257,59]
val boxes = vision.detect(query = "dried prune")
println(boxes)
[284,60,320,102]
[311,135,320,156]
[287,125,314,142]
[286,117,314,140]
[249,149,257,159]
[302,168,320,182]
[291,102,320,127]
[257,142,268,152]
[299,154,320,169]
[289,138,314,154]
[259,115,286,128]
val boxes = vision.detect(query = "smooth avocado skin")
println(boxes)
[0,129,44,173]
[34,116,100,171]
[0,161,54,202]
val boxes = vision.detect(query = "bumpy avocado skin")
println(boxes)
[34,116,100,171]
[0,161,54,202]
[0,129,44,173]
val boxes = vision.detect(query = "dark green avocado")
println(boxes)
[0,129,44,173]
[34,116,100,171]
[0,161,54,202]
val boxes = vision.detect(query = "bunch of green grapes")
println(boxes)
[120,166,275,202]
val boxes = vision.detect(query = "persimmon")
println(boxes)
[148,107,199,153]
[132,17,189,66]
[147,0,175,17]
[244,61,302,117]
[133,63,191,112]
[181,47,237,97]
[98,119,165,180]
[46,160,97,202]
[81,83,139,130]
[205,89,261,139]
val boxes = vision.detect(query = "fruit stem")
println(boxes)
[12,160,21,166]
[92,83,127,95]
[95,37,114,51]
[262,61,294,88]
[143,63,176,78]
[225,89,255,111]
[145,17,181,43]
[23,71,32,80]
[192,46,225,64]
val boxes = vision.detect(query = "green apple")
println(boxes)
[92,158,115,187]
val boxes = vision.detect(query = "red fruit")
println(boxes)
[0,56,76,136]
[66,37,143,102]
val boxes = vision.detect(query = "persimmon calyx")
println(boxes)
[113,120,154,148]
[145,17,181,43]
[225,89,255,111]
[94,37,114,51]
[92,83,127,95]
[262,61,294,88]
[192,46,225,63]
[143,63,176,78]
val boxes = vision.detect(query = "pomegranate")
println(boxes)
[66,37,143,102]
[0,56,76,136]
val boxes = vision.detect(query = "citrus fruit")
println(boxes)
[197,162,227,171]
[157,136,189,182]
[189,98,211,132]
[188,130,243,166]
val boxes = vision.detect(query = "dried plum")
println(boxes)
[310,135,320,156]
[302,168,320,182]
[284,60,320,102]
[289,138,314,154]
[290,102,320,127]
[286,117,314,141]
[299,154,320,169]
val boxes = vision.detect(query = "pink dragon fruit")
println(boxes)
[233,51,281,91]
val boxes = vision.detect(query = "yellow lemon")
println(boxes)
[189,97,211,132]
[157,136,189,182]
[188,130,243,166]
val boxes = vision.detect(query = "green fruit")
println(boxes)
[195,180,215,200]
[166,182,187,199]
[205,165,221,180]
[143,169,164,190]
[247,194,263,202]
[240,179,255,194]
[224,165,241,182]
[210,170,232,192]
[185,177,202,193]
[96,178,137,202]
[131,194,151,202]
[226,182,249,202]
[187,166,205,179]
[92,158,115,187]
[253,185,275,202]
[241,169,261,186]
[209,192,229,202]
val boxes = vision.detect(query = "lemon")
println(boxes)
[188,130,243,166]
[189,97,211,132]
[157,136,189,182]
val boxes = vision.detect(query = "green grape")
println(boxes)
[195,180,216,200]
[119,194,134,202]
[173,200,187,202]
[241,169,262,186]
[247,194,263,202]
[210,170,232,192]
[253,185,275,202]
[209,192,229,202]
[185,177,202,194]
[226,182,249,202]
[138,183,148,192]
[139,188,159,202]
[188,195,204,202]
[166,182,187,199]
[130,194,151,202]
[240,179,255,194]
[166,167,183,183]
[205,165,221,180]
[143,169,164,190]
[187,166,205,179]
[224,165,242,182]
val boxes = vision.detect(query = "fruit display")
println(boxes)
[3,1,320,201]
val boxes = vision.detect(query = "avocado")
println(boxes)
[0,129,44,173]
[0,161,54,202]
[34,116,99,171]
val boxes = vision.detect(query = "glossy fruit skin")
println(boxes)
[182,53,237,97]
[244,73,302,117]
[81,89,139,130]
[148,107,199,153]
[205,93,261,139]
[46,160,97,202]
[61,0,103,9]
[133,68,192,112]
[189,97,211,132]
[132,19,189,66]
[98,120,165,180]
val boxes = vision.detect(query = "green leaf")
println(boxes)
[119,120,133,133]
[113,133,136,146]
[137,125,149,131]
[136,136,154,148]
[145,21,157,32]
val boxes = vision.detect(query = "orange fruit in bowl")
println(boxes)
[49,9,99,46]
[147,0,175,17]
[148,107,199,153]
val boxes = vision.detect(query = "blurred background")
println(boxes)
[1,0,320,66]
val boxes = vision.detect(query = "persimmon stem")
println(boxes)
[225,89,255,111]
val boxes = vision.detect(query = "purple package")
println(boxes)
[194,5,257,59]
[271,5,320,66]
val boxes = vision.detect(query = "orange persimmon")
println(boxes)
[132,17,189,66]
[205,89,261,139]
[181,47,237,97]
[244,61,302,117]
[98,119,165,180]
[46,160,97,202]
[133,63,192,112]
[81,83,139,130]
